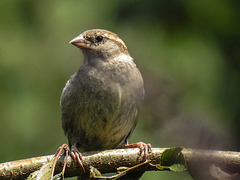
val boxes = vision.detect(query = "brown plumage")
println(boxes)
[59,29,150,179]
[61,29,144,152]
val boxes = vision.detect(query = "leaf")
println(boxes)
[156,164,186,172]
[156,147,186,172]
[89,166,102,179]
[168,164,186,172]
[161,147,184,166]
[27,156,62,180]
[27,170,39,180]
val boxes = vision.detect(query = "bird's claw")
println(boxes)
[52,143,85,179]
[124,142,152,161]
[70,144,85,173]
[52,144,70,179]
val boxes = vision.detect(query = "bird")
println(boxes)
[60,29,151,179]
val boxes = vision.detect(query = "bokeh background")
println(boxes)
[0,0,239,179]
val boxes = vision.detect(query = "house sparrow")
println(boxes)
[61,29,151,178]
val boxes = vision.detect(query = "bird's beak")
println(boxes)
[69,35,90,49]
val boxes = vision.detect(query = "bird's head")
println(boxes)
[70,29,130,64]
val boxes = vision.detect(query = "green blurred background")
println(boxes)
[0,0,239,179]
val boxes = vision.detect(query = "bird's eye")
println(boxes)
[96,36,103,42]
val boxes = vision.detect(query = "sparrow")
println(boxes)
[61,29,151,179]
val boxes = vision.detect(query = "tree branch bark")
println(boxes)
[0,148,240,179]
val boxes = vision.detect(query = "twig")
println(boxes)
[93,160,150,179]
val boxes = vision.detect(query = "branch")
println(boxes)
[0,148,240,179]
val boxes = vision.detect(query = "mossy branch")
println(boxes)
[0,148,240,179]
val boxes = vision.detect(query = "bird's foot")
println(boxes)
[70,143,85,172]
[52,143,85,179]
[124,142,152,161]
[52,143,70,179]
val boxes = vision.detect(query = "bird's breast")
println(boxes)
[62,61,144,151]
